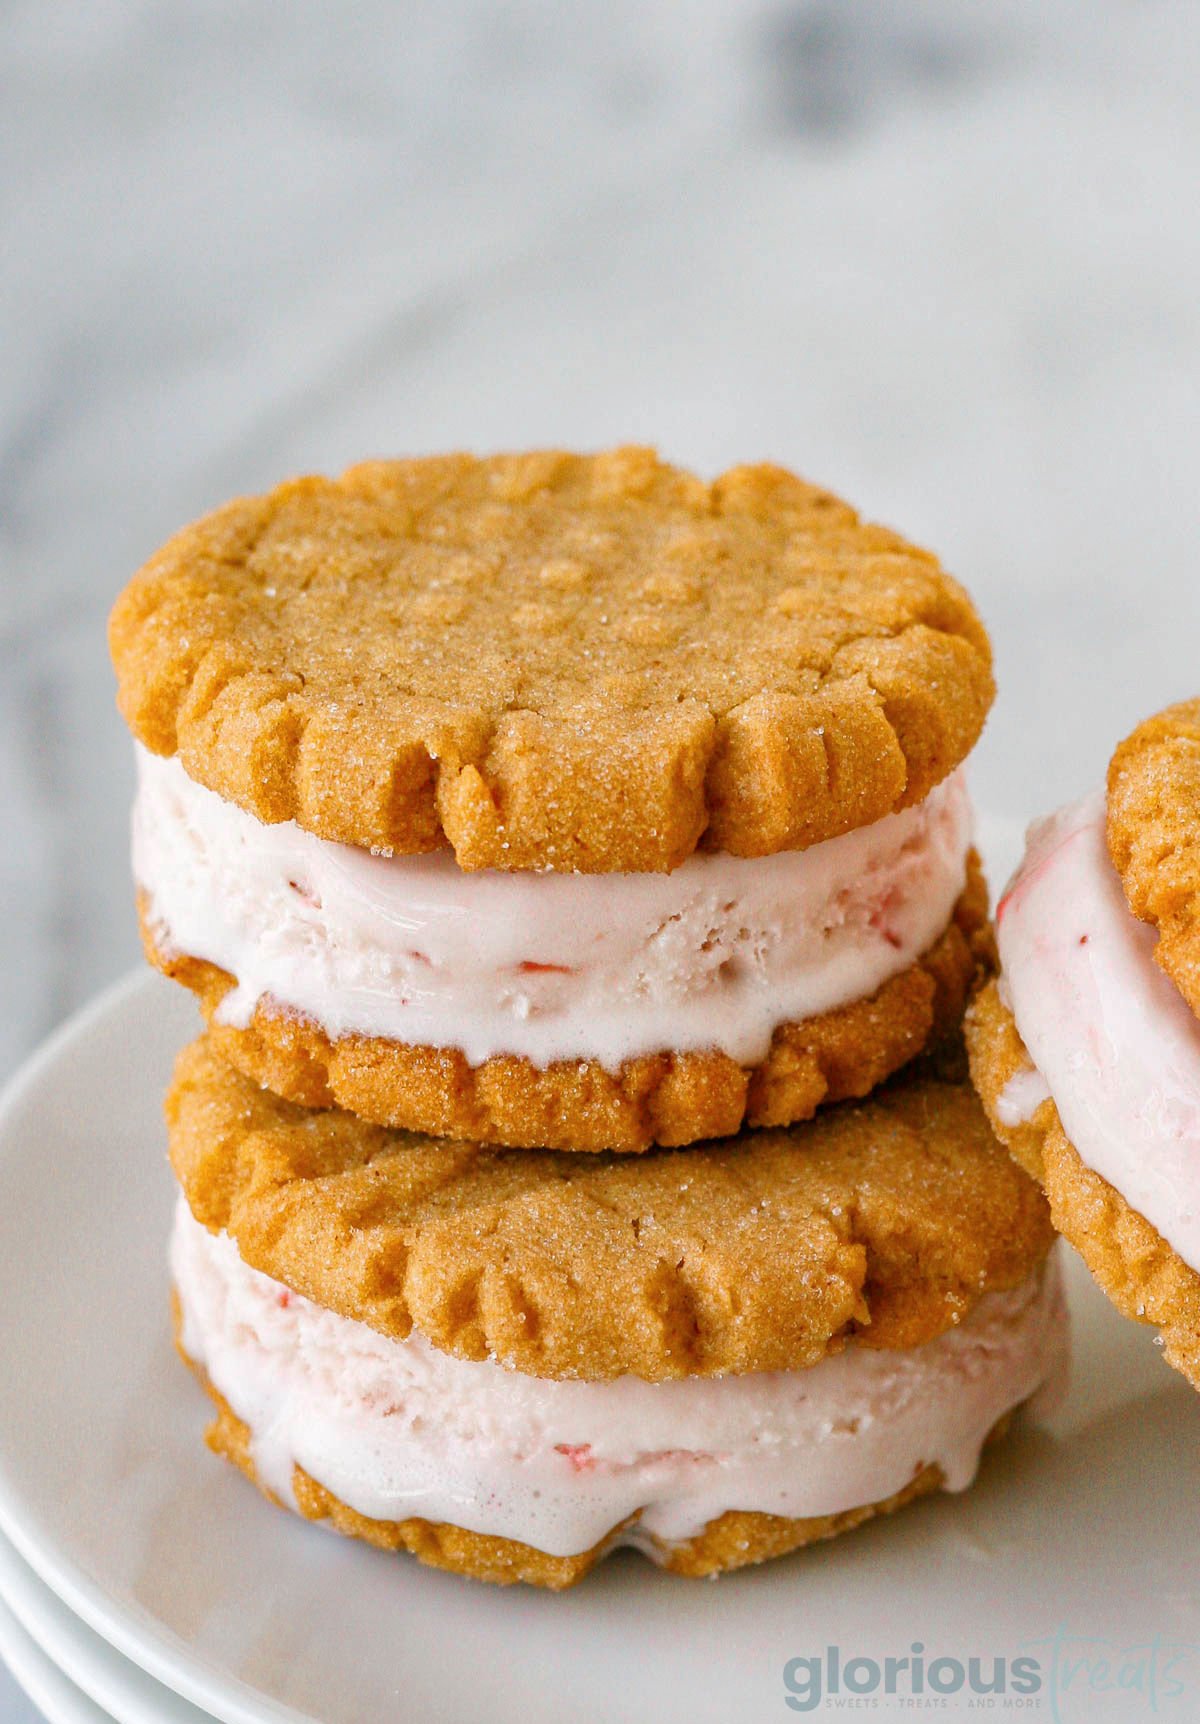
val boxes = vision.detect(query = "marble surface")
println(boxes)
[2,2,1200,1718]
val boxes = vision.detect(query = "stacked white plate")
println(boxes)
[0,961,1198,1724]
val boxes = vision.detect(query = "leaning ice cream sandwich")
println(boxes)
[968,698,1200,1388]
[111,449,995,1152]
[167,1037,1064,1588]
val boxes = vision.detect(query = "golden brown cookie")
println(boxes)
[143,851,993,1153]
[188,1359,997,1587]
[110,449,994,872]
[967,979,1200,1390]
[1107,697,1200,1019]
[167,1033,1053,1383]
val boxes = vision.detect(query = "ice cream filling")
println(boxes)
[171,1199,1066,1559]
[997,791,1200,1273]
[135,747,973,1070]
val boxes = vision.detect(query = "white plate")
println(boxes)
[0,1532,204,1724]
[0,971,1199,1724]
[0,1591,109,1724]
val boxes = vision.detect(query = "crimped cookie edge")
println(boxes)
[110,449,994,871]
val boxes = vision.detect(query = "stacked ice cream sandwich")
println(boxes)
[110,448,1066,1586]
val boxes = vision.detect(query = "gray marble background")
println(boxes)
[2,2,1200,1717]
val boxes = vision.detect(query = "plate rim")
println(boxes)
[0,970,315,1724]
[0,1528,206,1724]
[0,1586,110,1724]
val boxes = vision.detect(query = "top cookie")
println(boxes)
[110,448,993,871]
[1107,697,1200,1018]
[168,1035,1053,1383]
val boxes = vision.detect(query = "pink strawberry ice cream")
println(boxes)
[134,746,974,1071]
[996,791,1200,1273]
[171,1200,1066,1559]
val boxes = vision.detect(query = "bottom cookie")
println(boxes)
[195,1370,958,1587]
[149,882,988,1153]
